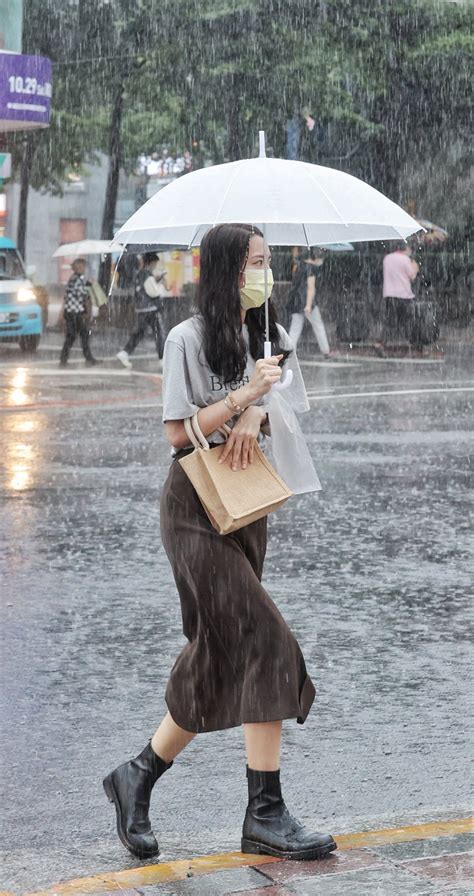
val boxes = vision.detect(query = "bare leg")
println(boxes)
[104,712,193,859]
[241,721,336,858]
[151,711,196,763]
[243,720,282,771]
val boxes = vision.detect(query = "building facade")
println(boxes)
[6,154,140,289]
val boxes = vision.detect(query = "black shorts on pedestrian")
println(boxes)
[384,296,415,344]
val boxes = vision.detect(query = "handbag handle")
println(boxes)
[185,413,232,451]
[184,416,207,450]
[189,413,210,450]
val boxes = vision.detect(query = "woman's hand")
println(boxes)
[304,304,312,317]
[245,355,283,402]
[218,406,265,471]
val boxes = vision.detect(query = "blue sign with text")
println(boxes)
[0,52,52,131]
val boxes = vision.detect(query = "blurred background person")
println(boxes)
[383,241,419,345]
[59,258,98,367]
[117,252,167,368]
[287,248,332,358]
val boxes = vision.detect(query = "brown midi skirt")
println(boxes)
[160,454,316,734]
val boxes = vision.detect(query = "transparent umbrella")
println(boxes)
[115,132,421,249]
[114,133,422,494]
[114,131,422,348]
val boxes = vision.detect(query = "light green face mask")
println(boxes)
[240,268,274,310]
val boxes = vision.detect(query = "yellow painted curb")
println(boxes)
[25,816,474,895]
[25,852,277,895]
[335,816,473,850]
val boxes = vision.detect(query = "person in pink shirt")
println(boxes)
[383,243,419,345]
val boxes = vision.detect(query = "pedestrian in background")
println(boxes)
[383,242,419,345]
[116,252,167,368]
[287,248,332,357]
[59,258,98,367]
[104,224,336,863]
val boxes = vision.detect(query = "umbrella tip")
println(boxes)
[258,130,266,158]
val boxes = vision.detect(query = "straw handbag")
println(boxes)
[179,413,292,535]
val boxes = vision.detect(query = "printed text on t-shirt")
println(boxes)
[210,375,250,392]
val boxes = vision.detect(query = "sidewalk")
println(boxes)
[11,818,473,896]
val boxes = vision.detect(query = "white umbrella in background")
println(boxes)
[114,132,422,494]
[52,239,123,324]
[52,239,122,258]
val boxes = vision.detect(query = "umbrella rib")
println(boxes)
[210,163,245,226]
[393,225,410,240]
[303,224,310,248]
[187,226,201,249]
[304,167,350,226]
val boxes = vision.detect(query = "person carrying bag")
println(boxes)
[179,412,292,535]
[103,224,336,864]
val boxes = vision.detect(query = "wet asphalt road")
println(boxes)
[0,331,472,893]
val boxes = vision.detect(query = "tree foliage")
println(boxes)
[4,0,472,226]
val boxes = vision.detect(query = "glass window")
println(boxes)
[0,249,25,280]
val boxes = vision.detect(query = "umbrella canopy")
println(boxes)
[114,135,421,248]
[115,131,422,351]
[52,239,122,258]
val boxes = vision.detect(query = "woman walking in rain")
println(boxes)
[287,247,332,358]
[103,224,336,862]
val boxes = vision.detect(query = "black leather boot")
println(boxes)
[103,742,172,858]
[241,767,336,860]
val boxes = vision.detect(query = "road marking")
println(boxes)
[0,368,161,382]
[306,386,474,402]
[299,360,360,368]
[319,379,473,390]
[303,379,474,396]
[299,357,445,366]
[354,356,445,364]
[0,399,164,414]
[0,360,162,371]
[0,387,162,413]
[0,352,162,367]
[23,817,473,895]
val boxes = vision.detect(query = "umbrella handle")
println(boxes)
[264,340,293,391]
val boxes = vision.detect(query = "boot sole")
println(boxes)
[103,774,159,859]
[241,837,337,861]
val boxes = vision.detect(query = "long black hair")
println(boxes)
[196,223,289,383]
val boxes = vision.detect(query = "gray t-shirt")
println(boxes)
[162,315,306,444]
